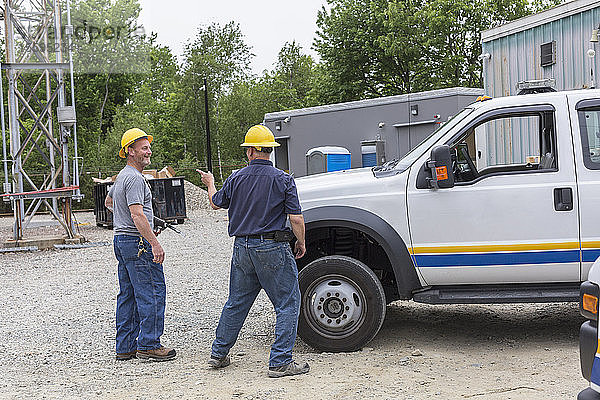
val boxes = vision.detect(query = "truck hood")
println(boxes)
[296,167,404,209]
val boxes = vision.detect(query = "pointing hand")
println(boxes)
[196,169,214,187]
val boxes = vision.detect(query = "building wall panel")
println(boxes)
[481,1,600,165]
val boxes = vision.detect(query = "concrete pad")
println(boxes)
[3,235,83,250]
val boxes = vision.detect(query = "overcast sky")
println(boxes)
[138,0,328,75]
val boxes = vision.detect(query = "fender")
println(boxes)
[303,206,421,299]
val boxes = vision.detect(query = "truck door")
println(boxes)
[407,99,580,285]
[571,96,600,280]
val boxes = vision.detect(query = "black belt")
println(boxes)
[243,233,276,239]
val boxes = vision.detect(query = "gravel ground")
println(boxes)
[0,209,589,400]
[183,181,210,211]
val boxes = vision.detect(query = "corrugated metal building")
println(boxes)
[482,0,600,97]
[479,0,600,166]
[263,87,483,177]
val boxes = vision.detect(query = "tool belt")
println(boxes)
[244,230,295,242]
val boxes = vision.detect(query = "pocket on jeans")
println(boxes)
[119,239,141,261]
[254,244,284,270]
[285,244,294,260]
[232,245,240,265]
[134,259,152,283]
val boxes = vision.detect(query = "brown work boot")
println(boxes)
[115,350,137,361]
[136,346,176,361]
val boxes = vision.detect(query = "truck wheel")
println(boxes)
[298,255,386,352]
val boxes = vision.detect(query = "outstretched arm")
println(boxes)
[196,169,221,210]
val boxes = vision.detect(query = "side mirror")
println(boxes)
[416,145,455,189]
[429,145,454,188]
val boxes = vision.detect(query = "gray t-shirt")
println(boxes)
[108,165,154,236]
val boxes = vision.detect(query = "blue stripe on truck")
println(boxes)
[414,249,581,267]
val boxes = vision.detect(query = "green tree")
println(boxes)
[264,41,316,110]
[416,0,561,88]
[217,79,271,162]
[180,21,253,168]
[69,0,149,74]
[313,0,562,102]
[104,44,182,171]
[314,0,395,102]
[216,41,318,164]
[69,0,150,169]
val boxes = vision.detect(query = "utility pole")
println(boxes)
[203,78,212,172]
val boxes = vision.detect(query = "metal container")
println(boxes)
[93,182,114,227]
[93,176,187,228]
[149,177,186,224]
[264,87,484,177]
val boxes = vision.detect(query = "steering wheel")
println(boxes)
[451,152,462,179]
[460,146,478,178]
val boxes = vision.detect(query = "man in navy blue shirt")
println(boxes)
[197,124,308,378]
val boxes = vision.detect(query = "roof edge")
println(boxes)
[264,87,484,121]
[482,0,600,42]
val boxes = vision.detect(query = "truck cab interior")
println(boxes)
[449,109,557,184]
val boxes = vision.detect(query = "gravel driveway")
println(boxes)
[0,210,587,399]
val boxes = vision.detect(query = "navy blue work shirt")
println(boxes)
[212,159,302,237]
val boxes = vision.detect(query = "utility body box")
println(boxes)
[292,89,600,353]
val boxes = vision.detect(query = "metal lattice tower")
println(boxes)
[0,0,81,242]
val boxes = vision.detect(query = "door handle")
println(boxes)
[554,187,573,211]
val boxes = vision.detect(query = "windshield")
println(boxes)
[377,107,474,174]
[397,107,474,170]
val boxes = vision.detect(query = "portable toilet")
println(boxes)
[306,146,351,175]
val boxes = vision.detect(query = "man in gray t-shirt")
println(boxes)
[104,128,176,362]
[108,165,154,235]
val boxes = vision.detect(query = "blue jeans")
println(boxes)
[113,234,166,353]
[211,237,301,367]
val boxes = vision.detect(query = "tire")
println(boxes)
[298,255,386,352]
[176,218,185,225]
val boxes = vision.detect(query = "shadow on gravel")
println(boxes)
[293,301,583,354]
[371,301,583,349]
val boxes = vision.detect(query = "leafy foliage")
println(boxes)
[312,0,562,102]
[179,22,253,165]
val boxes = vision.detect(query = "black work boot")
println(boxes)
[268,361,310,378]
[208,354,231,368]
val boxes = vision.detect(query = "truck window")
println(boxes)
[449,111,556,184]
[578,107,600,170]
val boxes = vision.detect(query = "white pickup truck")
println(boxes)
[293,89,600,352]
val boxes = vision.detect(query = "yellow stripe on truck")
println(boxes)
[409,241,581,255]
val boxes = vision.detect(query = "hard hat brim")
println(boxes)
[240,141,280,148]
[119,134,153,158]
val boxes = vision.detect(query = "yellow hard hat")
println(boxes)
[119,128,153,158]
[240,125,280,151]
